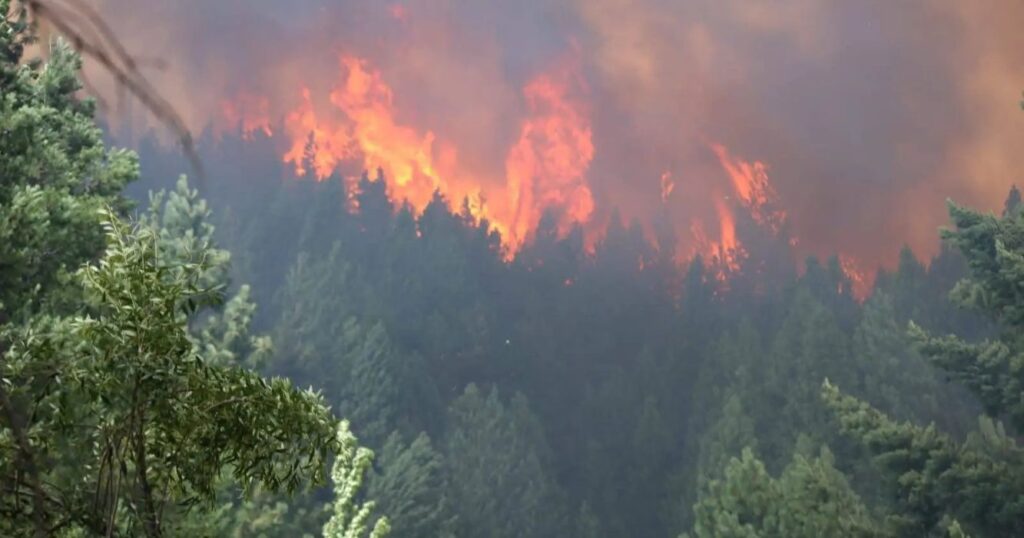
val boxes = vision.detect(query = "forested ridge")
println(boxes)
[4,6,1024,537]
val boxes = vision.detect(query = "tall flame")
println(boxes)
[660,171,675,203]
[838,254,870,301]
[214,52,800,284]
[282,87,355,178]
[219,91,273,140]
[240,50,596,255]
[328,55,449,210]
[712,197,743,275]
[279,56,451,213]
[710,143,786,233]
[504,52,595,247]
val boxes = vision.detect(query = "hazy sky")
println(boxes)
[87,0,1024,271]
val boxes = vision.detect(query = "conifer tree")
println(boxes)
[1002,185,1020,218]
[1,210,339,536]
[323,421,391,538]
[368,431,456,538]
[823,192,1024,537]
[444,384,568,538]
[0,15,342,535]
[686,447,882,538]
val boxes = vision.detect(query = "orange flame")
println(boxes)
[504,52,595,247]
[263,50,593,255]
[838,254,870,301]
[710,143,786,233]
[660,171,675,202]
[218,51,806,285]
[282,87,355,178]
[330,55,449,209]
[688,196,746,282]
[219,91,273,140]
[713,197,743,274]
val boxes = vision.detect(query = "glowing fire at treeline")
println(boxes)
[213,49,866,294]
[223,50,597,253]
[80,0,1024,304]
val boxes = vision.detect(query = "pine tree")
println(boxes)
[849,291,966,430]
[822,193,1024,537]
[323,421,391,538]
[147,175,271,369]
[822,382,1024,537]
[1002,185,1020,218]
[686,446,882,538]
[0,17,341,535]
[1,211,340,536]
[575,501,603,538]
[146,175,231,290]
[695,393,758,486]
[368,431,456,538]
[444,384,568,538]
[759,287,852,468]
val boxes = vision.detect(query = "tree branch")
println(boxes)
[24,0,204,184]
[0,351,50,538]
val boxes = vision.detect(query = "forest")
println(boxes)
[4,2,1024,537]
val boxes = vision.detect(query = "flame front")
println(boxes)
[217,51,799,283]
[219,91,272,140]
[87,0,1024,297]
[704,197,744,279]
[838,254,870,301]
[710,143,786,233]
[504,52,595,247]
[279,56,451,213]
[281,87,355,179]
[249,50,595,255]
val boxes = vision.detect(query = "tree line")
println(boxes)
[5,6,1024,536]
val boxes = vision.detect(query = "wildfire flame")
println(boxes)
[216,50,796,285]
[279,56,452,214]
[838,254,871,301]
[219,91,272,140]
[225,50,594,255]
[281,87,355,179]
[504,52,595,247]
[660,171,675,202]
[710,143,786,233]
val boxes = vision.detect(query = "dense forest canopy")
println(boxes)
[4,2,1024,537]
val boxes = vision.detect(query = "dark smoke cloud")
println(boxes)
[88,0,1024,271]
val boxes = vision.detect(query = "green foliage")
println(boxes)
[323,421,390,538]
[0,12,136,321]
[145,175,231,290]
[575,501,602,538]
[146,175,271,369]
[821,194,1024,538]
[2,211,339,536]
[445,384,567,538]
[165,483,322,538]
[115,48,1018,536]
[905,200,1024,429]
[694,393,758,487]
[368,431,456,538]
[822,381,1024,537]
[688,446,883,538]
[0,16,347,534]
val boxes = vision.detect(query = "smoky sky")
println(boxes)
[88,0,1024,271]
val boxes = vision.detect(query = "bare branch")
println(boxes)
[24,0,205,184]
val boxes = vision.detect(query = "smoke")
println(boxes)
[86,0,1024,273]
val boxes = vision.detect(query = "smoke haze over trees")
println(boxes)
[86,0,1024,277]
[4,1,1024,537]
